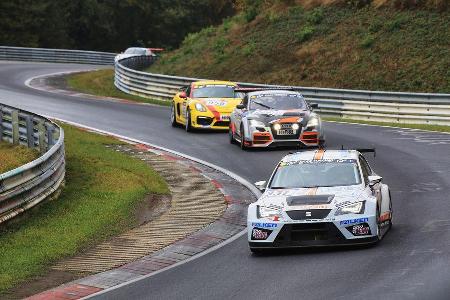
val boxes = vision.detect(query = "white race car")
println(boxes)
[248,149,392,253]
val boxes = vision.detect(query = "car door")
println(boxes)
[174,85,191,124]
[233,96,248,137]
[359,155,382,211]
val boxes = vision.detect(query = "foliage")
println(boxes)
[0,143,39,174]
[0,0,235,51]
[296,25,315,42]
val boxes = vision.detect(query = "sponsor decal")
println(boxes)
[220,114,230,121]
[347,223,371,236]
[205,99,227,106]
[251,222,277,228]
[292,204,332,210]
[280,159,357,167]
[340,217,369,225]
[251,228,272,240]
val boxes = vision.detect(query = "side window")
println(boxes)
[358,156,371,185]
[185,85,192,98]
[242,95,248,108]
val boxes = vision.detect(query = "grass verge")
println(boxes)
[323,117,450,133]
[0,143,39,174]
[66,69,170,107]
[0,124,169,293]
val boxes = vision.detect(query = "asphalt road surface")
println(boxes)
[1,61,449,300]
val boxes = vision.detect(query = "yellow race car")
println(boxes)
[171,80,243,131]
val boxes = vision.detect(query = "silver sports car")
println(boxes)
[229,89,324,149]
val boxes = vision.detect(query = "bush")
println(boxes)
[296,25,315,43]
[360,34,375,48]
[306,8,324,25]
[242,42,256,56]
[213,37,230,57]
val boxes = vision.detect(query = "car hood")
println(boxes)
[193,98,242,113]
[247,109,311,125]
[258,185,372,210]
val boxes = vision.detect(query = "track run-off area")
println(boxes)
[1,61,450,300]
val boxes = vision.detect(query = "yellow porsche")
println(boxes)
[171,80,242,131]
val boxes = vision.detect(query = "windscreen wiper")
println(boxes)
[252,101,273,109]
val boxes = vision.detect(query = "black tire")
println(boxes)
[240,125,248,150]
[185,109,193,132]
[388,191,393,230]
[229,126,235,144]
[171,104,177,127]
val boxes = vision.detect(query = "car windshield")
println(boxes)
[249,93,306,110]
[269,160,362,189]
[192,85,235,98]
[124,48,136,54]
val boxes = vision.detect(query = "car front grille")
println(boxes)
[197,117,213,126]
[270,123,301,140]
[213,121,230,127]
[274,223,346,244]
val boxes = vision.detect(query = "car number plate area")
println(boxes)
[277,129,294,135]
[220,115,230,121]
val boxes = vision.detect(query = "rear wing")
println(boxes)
[341,146,376,157]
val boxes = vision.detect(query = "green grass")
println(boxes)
[66,69,170,107]
[0,142,39,174]
[323,117,450,133]
[0,124,169,293]
[148,6,450,93]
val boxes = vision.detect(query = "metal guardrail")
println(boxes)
[0,103,65,224]
[0,46,116,65]
[115,56,450,126]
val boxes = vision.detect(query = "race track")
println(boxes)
[1,61,450,300]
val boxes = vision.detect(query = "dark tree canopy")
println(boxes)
[0,0,235,52]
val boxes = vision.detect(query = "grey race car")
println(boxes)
[229,89,325,149]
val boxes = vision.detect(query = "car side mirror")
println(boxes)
[368,175,382,187]
[310,103,319,109]
[255,181,267,192]
[179,91,187,99]
[236,104,246,110]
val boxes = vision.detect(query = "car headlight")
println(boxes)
[292,123,300,130]
[249,119,266,128]
[257,205,283,220]
[306,117,319,128]
[195,103,207,112]
[335,201,365,216]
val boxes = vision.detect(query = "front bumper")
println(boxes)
[248,215,378,248]
[192,114,231,130]
[245,131,320,148]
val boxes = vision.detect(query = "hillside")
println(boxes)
[148,3,450,93]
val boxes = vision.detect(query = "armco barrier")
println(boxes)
[115,56,450,126]
[0,103,65,224]
[0,46,115,65]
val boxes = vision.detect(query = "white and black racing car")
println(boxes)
[248,149,392,253]
[229,89,324,149]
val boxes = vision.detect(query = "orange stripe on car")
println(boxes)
[306,187,318,195]
[277,117,301,123]
[313,149,325,160]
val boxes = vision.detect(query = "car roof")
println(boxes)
[247,90,303,97]
[281,150,360,163]
[192,80,237,87]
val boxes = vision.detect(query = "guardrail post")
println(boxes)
[47,124,55,149]
[25,115,34,148]
[37,120,46,153]
[0,106,3,141]
[11,109,19,145]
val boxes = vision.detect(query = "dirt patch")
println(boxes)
[1,270,85,300]
[135,194,172,225]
